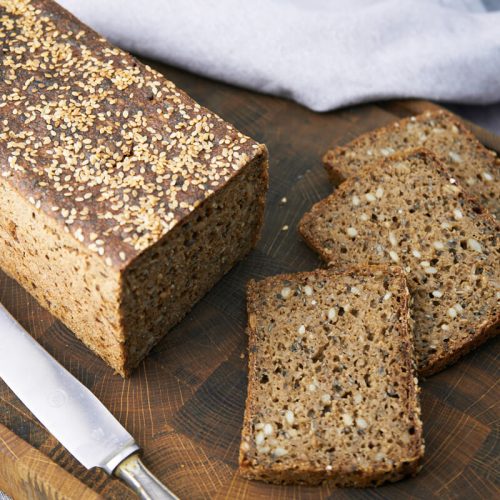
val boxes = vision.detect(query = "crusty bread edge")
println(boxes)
[300,148,500,377]
[239,266,424,486]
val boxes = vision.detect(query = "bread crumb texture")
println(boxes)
[301,150,499,376]
[323,110,499,218]
[240,267,424,486]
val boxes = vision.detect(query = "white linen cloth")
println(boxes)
[53,0,500,112]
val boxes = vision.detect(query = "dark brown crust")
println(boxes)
[300,149,500,377]
[240,266,424,486]
[0,0,265,268]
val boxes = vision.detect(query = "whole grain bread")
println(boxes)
[240,266,424,486]
[323,110,499,218]
[0,0,268,376]
[300,149,499,376]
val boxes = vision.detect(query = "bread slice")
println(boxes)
[300,149,499,376]
[240,266,424,486]
[323,110,499,219]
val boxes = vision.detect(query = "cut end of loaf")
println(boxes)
[240,266,424,486]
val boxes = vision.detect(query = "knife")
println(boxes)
[0,303,179,500]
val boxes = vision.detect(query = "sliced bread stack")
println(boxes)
[240,267,424,486]
[323,110,499,219]
[300,149,499,376]
[239,111,499,488]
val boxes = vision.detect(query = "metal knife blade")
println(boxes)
[0,303,178,499]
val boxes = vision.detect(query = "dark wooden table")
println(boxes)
[0,59,499,499]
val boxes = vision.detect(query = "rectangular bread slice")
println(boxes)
[240,266,424,486]
[323,110,499,218]
[300,149,499,376]
[0,0,268,376]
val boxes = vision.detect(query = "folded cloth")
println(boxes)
[57,0,500,112]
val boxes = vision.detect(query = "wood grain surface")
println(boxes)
[0,59,499,499]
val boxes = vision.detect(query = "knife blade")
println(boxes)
[0,303,178,500]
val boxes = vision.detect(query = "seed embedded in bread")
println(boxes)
[300,149,499,376]
[323,110,499,218]
[240,266,424,486]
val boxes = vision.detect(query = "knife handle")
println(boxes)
[114,453,179,500]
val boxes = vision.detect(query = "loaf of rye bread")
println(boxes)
[0,0,268,376]
[240,266,424,486]
[300,149,499,376]
[323,110,499,218]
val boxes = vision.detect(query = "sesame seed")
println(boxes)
[389,250,399,262]
[327,307,338,321]
[347,227,358,238]
[272,447,288,458]
[356,417,368,429]
[388,231,397,247]
[467,239,482,253]
[263,423,273,436]
[342,413,353,426]
[433,241,445,251]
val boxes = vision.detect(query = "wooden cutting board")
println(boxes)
[0,59,499,499]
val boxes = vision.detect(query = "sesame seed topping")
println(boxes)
[0,0,261,265]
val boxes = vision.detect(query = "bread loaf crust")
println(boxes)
[0,0,268,375]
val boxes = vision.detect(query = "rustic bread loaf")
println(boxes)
[240,266,424,486]
[300,149,499,376]
[323,110,499,218]
[0,0,268,376]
